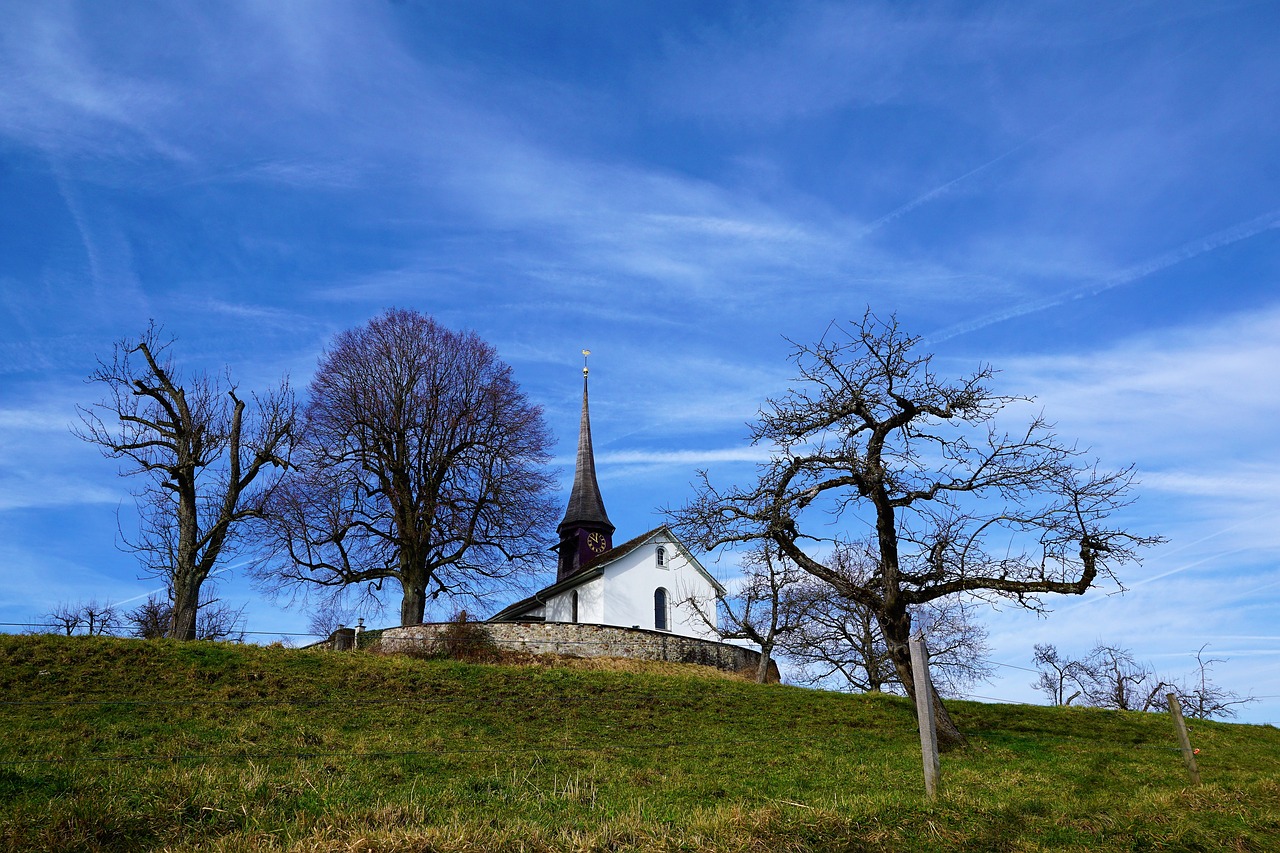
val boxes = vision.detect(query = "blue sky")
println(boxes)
[2,1,1277,722]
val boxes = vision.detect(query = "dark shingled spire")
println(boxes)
[555,363,614,581]
[559,372,613,533]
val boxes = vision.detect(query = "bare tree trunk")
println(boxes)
[880,610,966,750]
[170,579,199,641]
[172,496,202,640]
[756,640,775,683]
[400,578,427,627]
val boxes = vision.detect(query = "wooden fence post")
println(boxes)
[910,633,940,800]
[1166,693,1202,786]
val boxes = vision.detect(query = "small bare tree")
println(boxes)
[257,309,558,626]
[44,602,87,636]
[671,312,1161,748]
[127,596,172,640]
[40,600,119,636]
[1032,643,1085,706]
[783,543,993,694]
[1172,645,1255,720]
[306,601,359,640]
[126,591,246,641]
[681,542,810,683]
[76,324,295,639]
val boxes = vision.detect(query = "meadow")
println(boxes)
[1,634,1277,852]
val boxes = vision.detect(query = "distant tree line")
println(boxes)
[37,593,245,641]
[1032,642,1252,720]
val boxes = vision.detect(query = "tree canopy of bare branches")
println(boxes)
[75,324,295,640]
[40,600,120,637]
[257,309,558,626]
[669,312,1161,748]
[783,543,993,695]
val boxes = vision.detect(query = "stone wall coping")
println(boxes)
[379,620,766,676]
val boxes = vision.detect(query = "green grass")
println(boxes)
[1,634,1277,852]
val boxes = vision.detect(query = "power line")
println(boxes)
[977,658,1041,675]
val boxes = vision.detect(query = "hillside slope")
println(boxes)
[1,634,1277,852]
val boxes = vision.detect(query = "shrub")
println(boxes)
[430,610,502,663]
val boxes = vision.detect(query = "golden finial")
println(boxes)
[582,349,591,376]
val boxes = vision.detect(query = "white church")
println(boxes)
[489,361,726,640]
[384,361,764,675]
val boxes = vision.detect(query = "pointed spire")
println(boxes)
[556,353,615,581]
[558,360,613,535]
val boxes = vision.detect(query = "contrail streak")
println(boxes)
[859,125,1060,238]
[927,207,1280,343]
[107,563,243,608]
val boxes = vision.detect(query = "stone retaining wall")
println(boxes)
[380,621,769,677]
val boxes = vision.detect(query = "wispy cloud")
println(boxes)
[599,448,770,467]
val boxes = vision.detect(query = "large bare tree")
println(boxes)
[670,312,1160,748]
[258,309,558,626]
[76,325,295,640]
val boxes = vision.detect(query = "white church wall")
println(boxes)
[601,537,720,640]
[544,575,604,624]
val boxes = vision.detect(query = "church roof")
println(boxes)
[557,371,614,536]
[488,524,726,622]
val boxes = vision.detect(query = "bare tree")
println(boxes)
[40,600,119,636]
[786,583,896,692]
[75,324,295,640]
[1075,644,1170,712]
[1032,643,1085,706]
[783,542,993,695]
[681,542,810,683]
[670,312,1161,748]
[1034,642,1253,720]
[127,596,172,640]
[125,591,247,641]
[1172,645,1255,720]
[306,601,359,640]
[258,309,559,626]
[44,602,87,636]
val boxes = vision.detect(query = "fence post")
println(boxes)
[1166,693,1202,786]
[909,633,940,800]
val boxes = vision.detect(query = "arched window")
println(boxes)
[654,587,669,631]
[656,545,666,568]
[571,590,579,624]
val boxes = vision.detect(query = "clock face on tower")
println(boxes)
[586,531,608,554]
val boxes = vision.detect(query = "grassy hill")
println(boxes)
[1,634,1277,852]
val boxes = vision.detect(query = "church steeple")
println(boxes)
[555,353,615,581]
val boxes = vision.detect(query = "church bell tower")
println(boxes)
[555,352,615,582]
